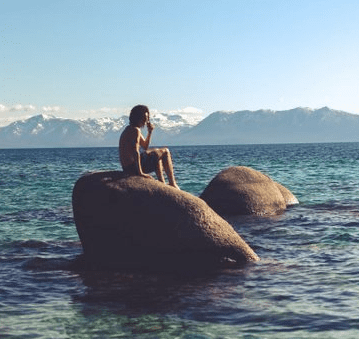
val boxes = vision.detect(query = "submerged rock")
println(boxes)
[72,171,259,270]
[200,166,298,216]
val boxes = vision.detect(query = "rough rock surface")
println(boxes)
[200,166,297,216]
[72,171,259,269]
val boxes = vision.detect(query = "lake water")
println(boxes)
[1,143,359,338]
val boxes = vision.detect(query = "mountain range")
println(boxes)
[1,107,359,148]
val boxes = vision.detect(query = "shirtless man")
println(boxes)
[119,105,179,189]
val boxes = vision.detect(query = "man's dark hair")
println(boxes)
[129,105,149,126]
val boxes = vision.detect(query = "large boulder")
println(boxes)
[200,166,298,216]
[72,171,259,270]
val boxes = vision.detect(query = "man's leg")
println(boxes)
[142,150,164,182]
[158,148,179,189]
[155,159,165,183]
[150,148,179,189]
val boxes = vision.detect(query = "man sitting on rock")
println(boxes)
[119,104,180,189]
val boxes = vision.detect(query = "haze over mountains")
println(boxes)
[1,107,359,148]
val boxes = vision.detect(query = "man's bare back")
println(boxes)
[119,125,141,169]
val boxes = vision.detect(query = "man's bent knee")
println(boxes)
[154,148,169,160]
[163,148,170,159]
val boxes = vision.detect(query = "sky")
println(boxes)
[1,0,359,124]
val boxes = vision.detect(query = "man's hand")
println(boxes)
[147,121,154,133]
[140,173,153,180]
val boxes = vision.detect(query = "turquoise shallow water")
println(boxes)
[1,143,359,338]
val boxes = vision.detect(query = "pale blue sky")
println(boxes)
[1,0,359,122]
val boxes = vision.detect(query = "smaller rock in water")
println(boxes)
[275,182,299,206]
[200,166,298,216]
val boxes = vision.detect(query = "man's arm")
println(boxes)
[133,128,152,179]
[139,122,154,150]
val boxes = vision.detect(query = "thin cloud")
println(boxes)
[99,107,127,115]
[150,107,204,116]
[41,106,61,112]
[8,104,36,112]
[168,107,204,116]
[74,107,128,120]
[100,107,118,113]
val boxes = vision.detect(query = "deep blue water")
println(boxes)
[1,143,359,338]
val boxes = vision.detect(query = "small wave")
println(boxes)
[22,256,76,271]
[321,232,359,244]
[1,239,81,255]
[11,239,80,249]
[0,240,82,274]
[343,221,359,227]
[16,239,50,248]
[310,201,359,212]
[11,239,81,249]
[0,207,74,224]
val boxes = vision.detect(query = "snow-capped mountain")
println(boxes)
[174,107,359,145]
[0,112,201,148]
[1,107,359,148]
[0,114,124,148]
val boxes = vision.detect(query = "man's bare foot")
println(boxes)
[170,183,180,190]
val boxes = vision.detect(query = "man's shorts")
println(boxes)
[122,151,158,175]
[140,150,158,173]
